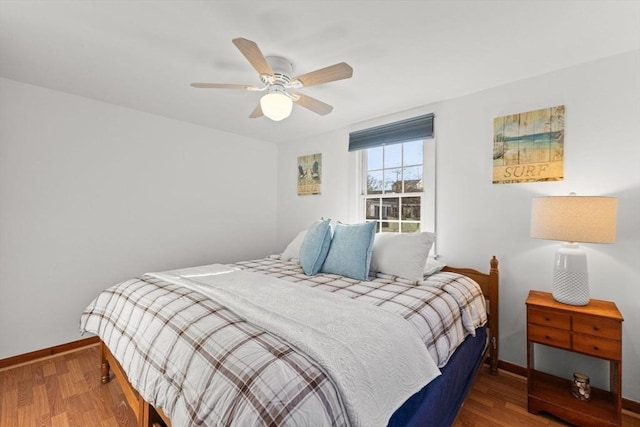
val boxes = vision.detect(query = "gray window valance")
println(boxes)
[348,113,434,152]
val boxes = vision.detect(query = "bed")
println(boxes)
[80,226,499,427]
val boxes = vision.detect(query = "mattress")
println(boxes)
[389,326,488,426]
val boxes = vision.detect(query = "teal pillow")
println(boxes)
[299,219,332,275]
[321,222,376,280]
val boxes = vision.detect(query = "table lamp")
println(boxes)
[530,194,617,306]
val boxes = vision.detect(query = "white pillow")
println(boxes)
[424,257,446,276]
[370,232,436,282]
[281,230,307,261]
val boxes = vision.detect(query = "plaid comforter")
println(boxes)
[80,256,487,427]
[234,257,487,367]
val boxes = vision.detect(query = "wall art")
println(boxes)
[297,153,322,195]
[493,105,564,184]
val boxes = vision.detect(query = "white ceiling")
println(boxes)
[1,1,639,145]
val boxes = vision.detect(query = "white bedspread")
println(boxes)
[149,264,441,427]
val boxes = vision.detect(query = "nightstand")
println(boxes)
[526,290,623,427]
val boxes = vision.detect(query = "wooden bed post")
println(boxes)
[488,256,499,376]
[441,255,501,376]
[101,342,111,384]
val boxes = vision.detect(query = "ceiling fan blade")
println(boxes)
[249,103,264,118]
[232,37,274,77]
[191,83,259,90]
[292,62,353,88]
[292,93,334,116]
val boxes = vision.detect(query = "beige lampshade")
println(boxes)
[530,196,617,243]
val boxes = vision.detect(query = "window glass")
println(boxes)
[381,221,400,233]
[367,170,383,194]
[384,144,402,169]
[363,140,425,233]
[367,146,383,170]
[403,140,423,166]
[383,169,402,193]
[402,197,421,221]
[383,197,399,221]
[401,223,420,233]
[365,199,381,220]
[403,166,423,192]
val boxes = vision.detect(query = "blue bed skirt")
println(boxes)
[388,326,488,427]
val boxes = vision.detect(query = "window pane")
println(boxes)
[402,197,421,220]
[383,169,402,193]
[362,139,427,235]
[384,144,402,169]
[367,146,383,171]
[365,198,381,220]
[403,140,423,166]
[381,221,400,233]
[367,170,383,194]
[400,222,420,233]
[381,197,399,220]
[403,166,423,192]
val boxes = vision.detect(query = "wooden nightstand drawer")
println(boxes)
[573,316,621,340]
[528,308,571,330]
[527,323,571,349]
[573,334,621,360]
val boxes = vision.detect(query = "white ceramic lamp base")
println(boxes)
[552,243,590,306]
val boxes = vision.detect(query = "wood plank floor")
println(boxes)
[1,344,638,426]
[454,369,639,426]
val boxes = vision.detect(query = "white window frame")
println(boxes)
[357,137,436,236]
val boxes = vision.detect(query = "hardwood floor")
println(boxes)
[453,368,639,426]
[1,344,638,426]
[0,344,136,426]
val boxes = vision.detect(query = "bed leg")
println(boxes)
[101,344,111,384]
[101,359,111,384]
[140,398,167,427]
[489,336,498,376]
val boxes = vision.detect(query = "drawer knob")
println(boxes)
[593,346,599,351]
[593,326,599,331]
[545,317,551,322]
[545,335,551,340]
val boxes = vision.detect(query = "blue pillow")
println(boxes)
[299,219,332,275]
[321,221,376,280]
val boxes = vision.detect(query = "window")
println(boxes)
[349,113,435,234]
[363,140,424,232]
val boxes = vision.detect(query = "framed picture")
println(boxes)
[297,153,322,195]
[493,105,564,184]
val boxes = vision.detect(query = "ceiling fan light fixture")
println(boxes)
[260,91,293,121]
[191,38,353,119]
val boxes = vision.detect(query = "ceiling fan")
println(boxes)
[191,38,353,121]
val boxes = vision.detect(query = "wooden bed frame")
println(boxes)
[443,255,500,375]
[100,256,499,427]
